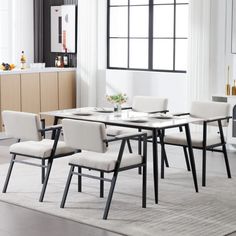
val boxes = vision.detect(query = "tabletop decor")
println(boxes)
[106,93,128,116]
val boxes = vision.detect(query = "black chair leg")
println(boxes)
[127,139,133,153]
[163,150,169,167]
[2,154,16,193]
[161,145,167,179]
[202,148,207,187]
[41,159,45,184]
[183,147,191,171]
[185,124,198,193]
[61,165,75,208]
[100,171,104,198]
[39,159,54,202]
[78,167,82,192]
[138,137,142,175]
[222,144,231,178]
[103,173,118,220]
[142,165,147,208]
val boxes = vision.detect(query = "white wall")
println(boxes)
[96,0,188,112]
[11,0,34,66]
[81,0,235,110]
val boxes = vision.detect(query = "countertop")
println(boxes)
[0,67,76,75]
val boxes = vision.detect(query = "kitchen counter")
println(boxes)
[0,67,76,75]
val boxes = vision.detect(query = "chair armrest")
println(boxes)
[105,132,147,143]
[121,106,132,110]
[173,112,190,116]
[39,124,62,132]
[205,116,232,123]
[147,110,169,114]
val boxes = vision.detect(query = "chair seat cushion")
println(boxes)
[164,132,222,147]
[107,127,152,137]
[9,139,75,158]
[69,152,142,171]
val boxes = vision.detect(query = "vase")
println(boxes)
[114,103,122,117]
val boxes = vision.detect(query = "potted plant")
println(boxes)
[106,93,128,116]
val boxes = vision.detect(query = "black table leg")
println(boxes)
[185,124,198,193]
[152,129,158,204]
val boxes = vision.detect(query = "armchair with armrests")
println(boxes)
[1,110,76,202]
[161,101,232,186]
[60,119,147,220]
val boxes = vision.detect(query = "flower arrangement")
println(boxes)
[106,93,128,105]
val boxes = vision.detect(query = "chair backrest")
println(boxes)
[2,110,42,141]
[190,101,231,127]
[132,96,168,113]
[62,119,107,153]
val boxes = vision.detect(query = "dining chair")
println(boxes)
[107,96,169,172]
[161,101,232,186]
[1,110,75,202]
[60,119,147,220]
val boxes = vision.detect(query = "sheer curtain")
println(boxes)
[76,0,98,107]
[187,0,211,107]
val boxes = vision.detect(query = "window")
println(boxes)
[107,0,189,72]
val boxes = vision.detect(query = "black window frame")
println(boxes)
[107,0,188,73]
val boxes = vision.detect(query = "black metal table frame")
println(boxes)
[50,115,198,204]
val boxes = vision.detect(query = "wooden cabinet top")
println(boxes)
[0,67,76,75]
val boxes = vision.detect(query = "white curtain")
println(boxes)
[187,0,212,107]
[76,0,98,107]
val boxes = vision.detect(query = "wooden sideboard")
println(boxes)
[0,68,76,130]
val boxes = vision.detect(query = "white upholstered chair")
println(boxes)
[107,96,168,137]
[162,101,232,186]
[2,111,75,202]
[107,96,169,173]
[60,119,147,220]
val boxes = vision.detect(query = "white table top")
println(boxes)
[41,108,202,130]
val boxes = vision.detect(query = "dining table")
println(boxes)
[41,107,202,204]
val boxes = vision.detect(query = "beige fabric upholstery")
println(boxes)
[132,96,168,113]
[69,152,142,171]
[164,132,222,148]
[2,110,42,141]
[62,119,107,153]
[190,101,230,127]
[9,139,75,158]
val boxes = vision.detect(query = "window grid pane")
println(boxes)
[108,1,189,72]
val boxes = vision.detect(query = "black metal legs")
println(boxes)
[100,172,104,198]
[218,120,231,180]
[103,173,118,220]
[39,158,54,202]
[78,167,82,192]
[159,130,168,179]
[222,144,231,179]
[202,147,207,187]
[152,129,158,204]
[60,165,75,208]
[138,133,142,175]
[127,139,133,153]
[142,164,147,208]
[41,159,45,184]
[185,124,198,193]
[2,154,16,193]
[183,147,191,171]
